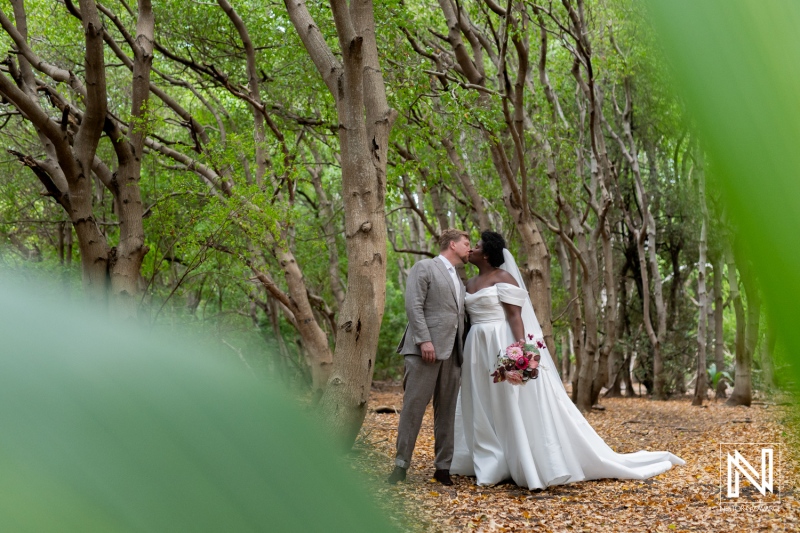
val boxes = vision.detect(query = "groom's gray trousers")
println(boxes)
[394,256,465,471]
[394,351,461,470]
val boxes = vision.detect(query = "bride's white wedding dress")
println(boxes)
[451,250,684,490]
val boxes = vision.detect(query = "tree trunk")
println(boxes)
[522,221,555,355]
[285,0,396,447]
[309,158,346,311]
[57,221,66,265]
[647,213,669,399]
[65,222,73,267]
[567,253,583,402]
[605,350,623,398]
[428,181,449,234]
[633,228,664,398]
[217,0,268,185]
[670,244,688,396]
[725,246,750,406]
[692,167,708,406]
[554,240,575,386]
[441,137,490,231]
[622,350,637,397]
[576,260,598,411]
[276,246,334,392]
[108,0,153,318]
[712,254,726,398]
[591,220,617,405]
[733,252,761,405]
[606,270,630,399]
[760,320,776,392]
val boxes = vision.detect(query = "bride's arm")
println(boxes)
[501,302,525,342]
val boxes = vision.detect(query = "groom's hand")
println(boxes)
[419,341,436,363]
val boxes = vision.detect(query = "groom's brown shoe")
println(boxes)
[433,469,454,486]
[387,466,407,484]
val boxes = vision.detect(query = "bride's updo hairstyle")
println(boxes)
[481,231,506,267]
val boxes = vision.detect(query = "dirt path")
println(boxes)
[352,382,800,532]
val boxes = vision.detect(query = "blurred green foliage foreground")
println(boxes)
[648,1,800,391]
[0,279,394,532]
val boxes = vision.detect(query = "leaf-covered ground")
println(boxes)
[350,382,800,532]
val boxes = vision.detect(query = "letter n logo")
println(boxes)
[727,448,773,497]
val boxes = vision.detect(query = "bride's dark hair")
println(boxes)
[481,231,506,267]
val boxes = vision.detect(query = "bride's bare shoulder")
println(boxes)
[493,270,518,287]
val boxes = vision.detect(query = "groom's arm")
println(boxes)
[405,262,435,362]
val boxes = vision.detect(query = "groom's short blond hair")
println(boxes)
[438,229,469,251]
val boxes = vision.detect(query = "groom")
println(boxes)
[388,229,470,486]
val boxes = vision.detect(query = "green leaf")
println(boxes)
[648,0,800,393]
[0,278,396,532]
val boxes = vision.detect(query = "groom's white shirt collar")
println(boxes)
[437,254,460,296]
[437,254,455,271]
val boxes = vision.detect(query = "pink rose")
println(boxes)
[506,346,523,360]
[528,359,539,370]
[505,371,524,385]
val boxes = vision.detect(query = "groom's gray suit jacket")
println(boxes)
[396,257,465,366]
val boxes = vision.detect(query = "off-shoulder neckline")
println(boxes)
[465,281,522,295]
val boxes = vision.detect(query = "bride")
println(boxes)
[450,231,684,490]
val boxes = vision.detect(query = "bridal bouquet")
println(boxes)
[491,335,544,385]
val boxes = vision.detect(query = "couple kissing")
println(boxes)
[389,229,684,490]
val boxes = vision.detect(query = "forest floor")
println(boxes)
[349,381,800,532]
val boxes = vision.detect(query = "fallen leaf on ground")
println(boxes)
[350,382,800,532]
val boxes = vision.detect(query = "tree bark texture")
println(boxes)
[692,166,708,406]
[725,245,751,407]
[285,0,397,447]
[712,254,727,398]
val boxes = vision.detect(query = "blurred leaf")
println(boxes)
[0,279,395,532]
[647,0,800,389]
